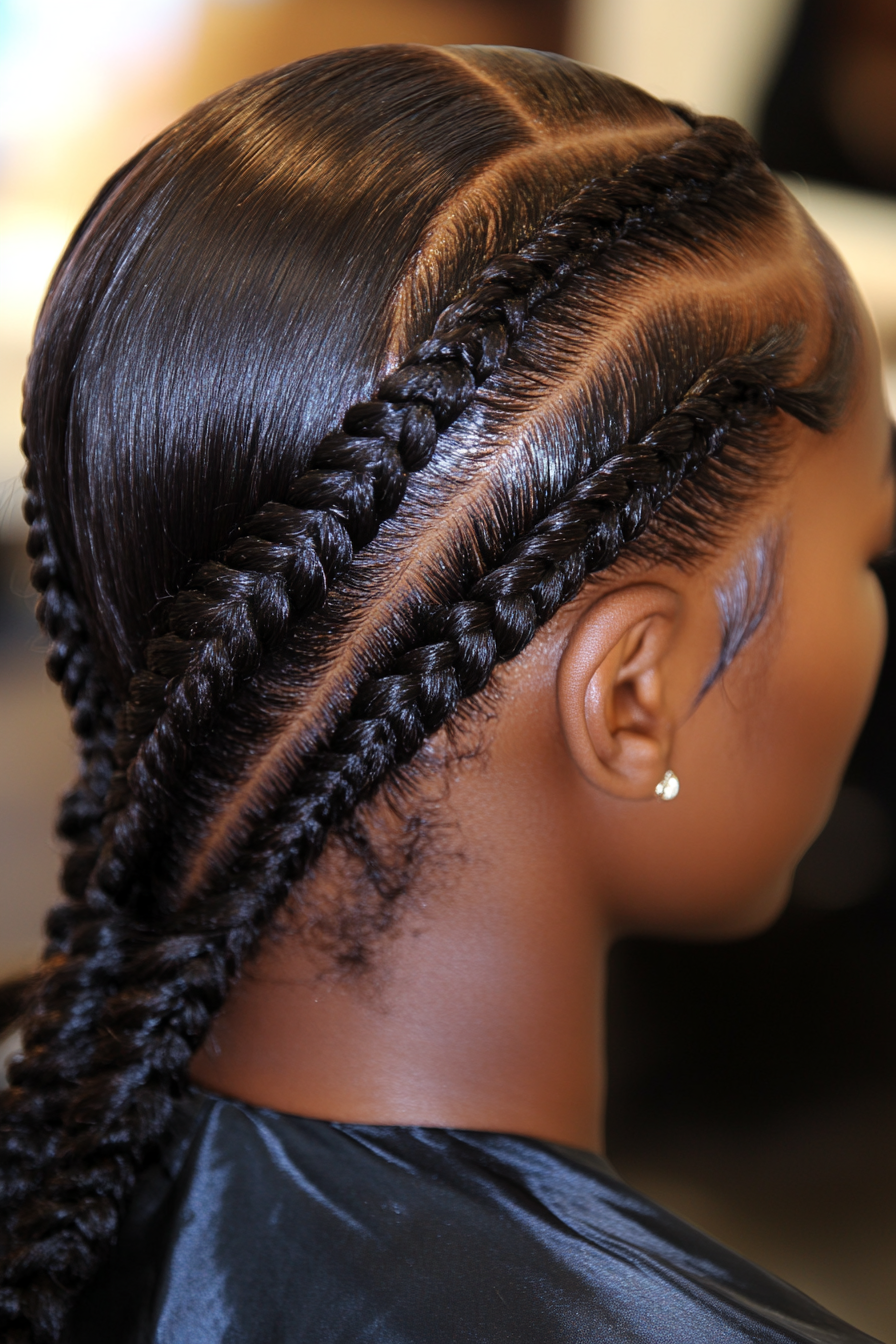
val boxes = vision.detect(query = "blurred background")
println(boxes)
[1,0,895,1335]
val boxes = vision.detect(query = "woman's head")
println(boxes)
[476,334,892,945]
[2,43,887,1338]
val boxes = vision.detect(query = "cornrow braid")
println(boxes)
[91,116,758,920]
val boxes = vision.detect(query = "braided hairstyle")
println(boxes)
[1,44,857,1341]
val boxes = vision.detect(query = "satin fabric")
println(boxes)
[73,1090,879,1343]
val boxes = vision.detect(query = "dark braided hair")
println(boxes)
[1,44,858,1341]
[21,463,117,921]
[94,111,764,922]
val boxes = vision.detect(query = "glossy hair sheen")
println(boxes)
[1,44,855,1339]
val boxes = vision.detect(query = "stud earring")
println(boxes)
[655,769,680,801]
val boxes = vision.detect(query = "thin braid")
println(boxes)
[20,458,118,929]
[91,116,759,919]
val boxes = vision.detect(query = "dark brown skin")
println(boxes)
[193,298,895,1155]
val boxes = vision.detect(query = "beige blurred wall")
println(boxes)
[569,0,800,129]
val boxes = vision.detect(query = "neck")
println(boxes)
[191,843,609,1154]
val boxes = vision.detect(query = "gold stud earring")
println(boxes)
[655,769,680,801]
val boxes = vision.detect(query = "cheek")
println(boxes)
[765,563,887,837]
[681,562,886,927]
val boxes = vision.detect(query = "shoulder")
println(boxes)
[73,1095,881,1344]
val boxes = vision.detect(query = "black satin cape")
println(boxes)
[73,1090,880,1343]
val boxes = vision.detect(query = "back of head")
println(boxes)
[3,43,853,1340]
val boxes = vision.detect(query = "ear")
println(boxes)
[557,583,688,801]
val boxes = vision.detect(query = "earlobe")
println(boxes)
[557,584,681,801]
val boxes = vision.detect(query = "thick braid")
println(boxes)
[0,470,119,1340]
[0,345,795,1339]
[92,116,760,917]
